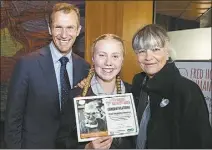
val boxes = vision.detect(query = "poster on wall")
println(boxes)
[175,60,212,125]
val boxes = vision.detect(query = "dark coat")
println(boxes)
[4,45,90,148]
[132,62,212,149]
[56,82,135,149]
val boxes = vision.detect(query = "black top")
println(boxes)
[132,62,212,149]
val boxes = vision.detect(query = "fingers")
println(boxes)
[87,136,113,149]
[98,137,113,149]
[77,82,83,89]
[101,141,113,149]
[77,78,87,89]
[94,136,111,143]
[84,142,91,149]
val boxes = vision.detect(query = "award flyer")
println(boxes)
[74,93,139,142]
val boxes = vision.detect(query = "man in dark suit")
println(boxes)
[4,2,90,148]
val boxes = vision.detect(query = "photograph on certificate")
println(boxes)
[74,98,109,142]
[74,93,139,142]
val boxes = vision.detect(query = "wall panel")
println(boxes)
[85,1,153,83]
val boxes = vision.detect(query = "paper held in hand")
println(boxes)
[74,93,139,142]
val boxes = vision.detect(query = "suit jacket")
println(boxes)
[4,45,90,148]
[56,82,135,149]
[132,62,212,149]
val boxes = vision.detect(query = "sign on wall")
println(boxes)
[175,60,212,125]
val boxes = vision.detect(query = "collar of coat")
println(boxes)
[143,62,182,99]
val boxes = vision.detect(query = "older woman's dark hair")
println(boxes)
[132,24,170,52]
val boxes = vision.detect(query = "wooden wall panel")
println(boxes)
[121,1,153,83]
[85,1,123,63]
[85,1,153,83]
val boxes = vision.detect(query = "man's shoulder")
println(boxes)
[19,45,49,61]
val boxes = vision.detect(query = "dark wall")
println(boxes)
[156,13,200,31]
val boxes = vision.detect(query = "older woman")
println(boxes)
[131,24,212,149]
[56,34,134,149]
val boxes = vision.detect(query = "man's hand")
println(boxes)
[85,136,113,149]
[75,78,87,89]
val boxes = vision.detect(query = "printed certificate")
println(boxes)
[74,93,139,142]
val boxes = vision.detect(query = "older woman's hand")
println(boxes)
[85,136,113,149]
